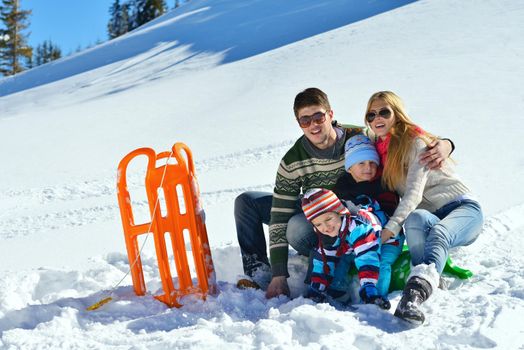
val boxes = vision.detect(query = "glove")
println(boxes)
[359,283,379,302]
[359,283,391,310]
[306,284,327,303]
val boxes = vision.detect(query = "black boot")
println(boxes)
[394,276,433,325]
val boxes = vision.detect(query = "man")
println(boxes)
[235,88,452,298]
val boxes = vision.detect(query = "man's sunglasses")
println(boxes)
[297,111,326,128]
[365,108,392,123]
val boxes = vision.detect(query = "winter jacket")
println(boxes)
[379,137,471,235]
[268,124,366,277]
[310,214,380,291]
[333,172,403,246]
[333,172,399,217]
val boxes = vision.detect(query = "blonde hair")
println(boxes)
[365,91,436,190]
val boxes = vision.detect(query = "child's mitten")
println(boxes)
[359,283,391,310]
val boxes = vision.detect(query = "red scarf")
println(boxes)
[375,126,424,171]
[375,134,390,171]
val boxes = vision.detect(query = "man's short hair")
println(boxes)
[293,88,331,117]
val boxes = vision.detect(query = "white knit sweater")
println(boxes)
[385,137,471,235]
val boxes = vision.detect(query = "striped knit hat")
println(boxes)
[301,188,349,222]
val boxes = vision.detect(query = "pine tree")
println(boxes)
[108,0,121,39]
[112,0,166,34]
[34,40,61,66]
[0,0,32,76]
[108,0,130,39]
[0,28,7,52]
[127,0,139,30]
[120,2,130,34]
[135,0,166,27]
[34,39,45,66]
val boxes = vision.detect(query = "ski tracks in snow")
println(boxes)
[418,204,524,349]
[0,140,291,240]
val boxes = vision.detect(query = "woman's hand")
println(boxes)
[265,276,290,299]
[381,229,396,243]
[419,139,452,169]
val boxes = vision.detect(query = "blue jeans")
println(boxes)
[235,191,317,277]
[404,198,483,274]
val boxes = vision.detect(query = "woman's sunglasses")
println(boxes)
[297,111,326,128]
[366,108,392,123]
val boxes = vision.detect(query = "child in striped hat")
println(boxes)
[301,188,390,309]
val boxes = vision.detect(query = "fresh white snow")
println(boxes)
[0,0,523,348]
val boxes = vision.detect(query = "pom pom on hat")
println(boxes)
[344,135,380,171]
[301,188,349,222]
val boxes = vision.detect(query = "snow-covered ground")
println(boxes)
[1,0,523,348]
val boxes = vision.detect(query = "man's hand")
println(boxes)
[381,229,396,243]
[265,276,290,299]
[419,139,452,170]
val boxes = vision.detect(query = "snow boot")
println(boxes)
[236,278,261,290]
[394,263,439,325]
[237,262,271,290]
[394,276,431,324]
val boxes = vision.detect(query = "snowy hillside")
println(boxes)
[1,0,523,348]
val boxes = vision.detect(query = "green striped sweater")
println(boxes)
[269,125,364,277]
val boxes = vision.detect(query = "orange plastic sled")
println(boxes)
[116,143,217,307]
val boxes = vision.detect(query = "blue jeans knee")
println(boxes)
[286,212,317,256]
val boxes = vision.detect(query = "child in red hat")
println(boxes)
[302,188,389,309]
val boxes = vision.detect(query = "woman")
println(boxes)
[364,91,483,324]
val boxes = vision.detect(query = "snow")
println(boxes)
[1,0,523,348]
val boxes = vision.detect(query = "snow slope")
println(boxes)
[1,0,523,348]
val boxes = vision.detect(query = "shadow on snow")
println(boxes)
[0,0,417,98]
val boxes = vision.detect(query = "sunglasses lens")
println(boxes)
[366,112,376,123]
[312,112,326,125]
[379,109,391,118]
[298,116,312,128]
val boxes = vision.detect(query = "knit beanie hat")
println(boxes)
[344,134,380,171]
[301,188,349,222]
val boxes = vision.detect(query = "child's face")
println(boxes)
[349,160,378,182]
[311,212,342,237]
